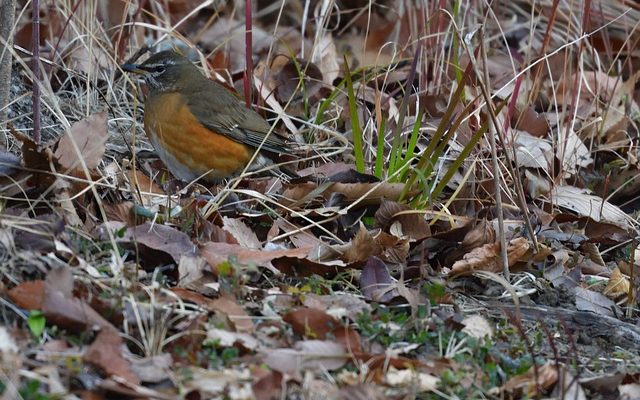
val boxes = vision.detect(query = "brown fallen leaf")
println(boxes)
[338,224,409,264]
[360,256,398,303]
[341,225,380,263]
[283,307,338,339]
[42,268,113,332]
[513,105,550,137]
[273,57,323,104]
[103,201,137,226]
[375,200,431,241]
[282,181,414,207]
[384,367,439,393]
[126,169,165,196]
[301,293,371,321]
[120,222,196,264]
[206,328,259,351]
[209,296,254,333]
[221,216,261,250]
[200,242,311,272]
[7,280,45,310]
[12,214,65,253]
[11,130,55,188]
[83,329,139,385]
[575,287,619,317]
[271,256,345,278]
[262,340,347,374]
[603,267,630,300]
[129,354,172,384]
[462,219,496,251]
[552,185,631,228]
[497,361,558,398]
[450,237,530,275]
[251,369,283,400]
[283,307,362,353]
[54,111,108,173]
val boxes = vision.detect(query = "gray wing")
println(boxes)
[187,80,290,154]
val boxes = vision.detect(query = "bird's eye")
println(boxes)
[155,65,166,74]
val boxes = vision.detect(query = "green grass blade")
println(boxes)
[343,56,365,173]
[374,115,386,178]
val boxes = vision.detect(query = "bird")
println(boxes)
[121,50,291,182]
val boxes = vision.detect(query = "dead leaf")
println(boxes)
[557,128,593,176]
[450,237,530,275]
[129,354,172,384]
[68,46,112,77]
[119,222,196,264]
[182,367,251,397]
[313,33,340,85]
[282,181,413,206]
[0,150,20,176]
[513,131,554,172]
[12,214,64,252]
[461,315,493,339]
[126,169,165,196]
[552,367,587,400]
[341,225,380,263]
[7,280,45,310]
[103,202,137,226]
[42,268,113,332]
[200,242,311,271]
[54,112,108,173]
[198,17,273,74]
[384,367,439,392]
[360,256,398,303]
[222,216,261,250]
[301,293,371,321]
[11,127,55,188]
[375,200,430,240]
[273,58,323,104]
[262,340,347,374]
[603,267,630,300]
[209,296,254,333]
[252,369,283,400]
[498,361,558,397]
[619,383,640,399]
[575,287,618,317]
[552,185,632,228]
[83,329,139,385]
[283,307,338,339]
[462,219,496,251]
[176,254,206,287]
[283,307,361,352]
[513,106,549,137]
[271,256,345,278]
[206,328,259,351]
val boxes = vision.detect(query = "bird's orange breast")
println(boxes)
[143,92,253,181]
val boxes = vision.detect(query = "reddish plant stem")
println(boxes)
[244,0,253,107]
[32,0,41,145]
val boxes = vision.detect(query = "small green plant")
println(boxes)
[27,310,46,338]
[202,339,240,369]
[422,282,446,306]
[18,379,51,400]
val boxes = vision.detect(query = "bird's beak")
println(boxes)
[121,63,146,74]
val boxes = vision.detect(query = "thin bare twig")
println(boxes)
[464,28,509,278]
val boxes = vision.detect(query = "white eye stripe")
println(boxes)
[143,58,177,68]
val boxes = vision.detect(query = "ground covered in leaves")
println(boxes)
[2,0,640,399]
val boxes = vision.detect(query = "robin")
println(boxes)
[122,50,291,182]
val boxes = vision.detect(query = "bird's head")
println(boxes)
[122,50,200,92]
